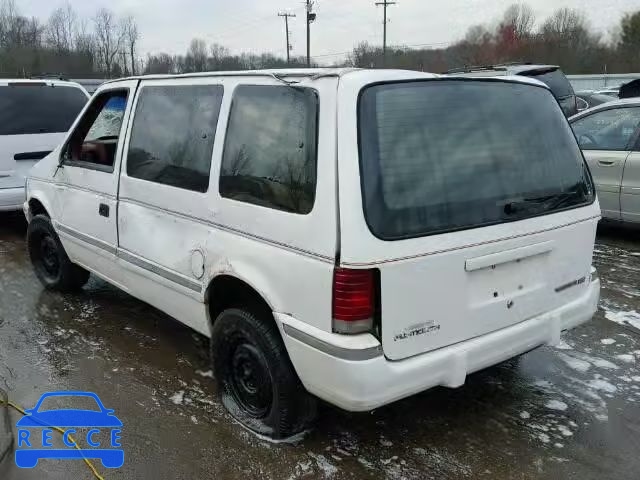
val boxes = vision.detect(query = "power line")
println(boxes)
[375,0,396,65]
[277,12,296,63]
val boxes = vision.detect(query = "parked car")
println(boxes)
[24,69,600,439]
[446,63,578,116]
[570,98,640,223]
[0,79,89,212]
[576,91,615,112]
[619,79,640,99]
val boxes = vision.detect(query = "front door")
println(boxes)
[621,134,640,223]
[54,81,138,268]
[572,106,640,221]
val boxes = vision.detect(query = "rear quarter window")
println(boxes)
[0,84,88,135]
[219,85,318,214]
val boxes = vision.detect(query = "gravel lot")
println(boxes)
[1,213,639,480]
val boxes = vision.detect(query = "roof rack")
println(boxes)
[31,74,69,81]
[446,62,532,74]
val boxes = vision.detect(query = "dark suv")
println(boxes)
[446,63,578,117]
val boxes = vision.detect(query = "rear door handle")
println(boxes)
[598,160,616,166]
[99,203,110,217]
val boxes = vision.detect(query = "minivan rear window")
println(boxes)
[0,84,88,136]
[522,68,573,98]
[358,80,594,240]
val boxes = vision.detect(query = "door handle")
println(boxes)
[598,160,616,166]
[99,203,110,217]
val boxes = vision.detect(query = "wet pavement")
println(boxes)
[0,212,639,480]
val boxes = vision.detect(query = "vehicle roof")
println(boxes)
[569,97,640,121]
[102,67,550,92]
[0,78,88,92]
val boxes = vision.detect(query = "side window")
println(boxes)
[219,85,318,214]
[64,90,128,171]
[572,107,640,151]
[127,85,223,193]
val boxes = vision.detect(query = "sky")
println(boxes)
[19,0,640,64]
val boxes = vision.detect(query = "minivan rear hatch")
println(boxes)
[0,82,87,189]
[354,79,596,360]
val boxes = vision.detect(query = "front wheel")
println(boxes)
[27,215,90,291]
[211,307,316,439]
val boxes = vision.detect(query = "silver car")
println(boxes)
[570,98,640,223]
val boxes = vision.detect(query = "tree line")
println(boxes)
[0,0,138,78]
[348,4,640,73]
[1,0,639,79]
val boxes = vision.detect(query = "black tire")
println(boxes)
[27,215,90,291]
[211,307,317,439]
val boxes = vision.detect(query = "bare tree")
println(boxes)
[122,15,138,75]
[209,42,230,70]
[501,3,535,39]
[144,52,174,74]
[540,8,587,40]
[93,8,124,77]
[46,3,76,51]
[185,38,207,72]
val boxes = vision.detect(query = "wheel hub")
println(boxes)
[39,235,59,276]
[229,343,272,418]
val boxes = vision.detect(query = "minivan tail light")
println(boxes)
[332,268,375,334]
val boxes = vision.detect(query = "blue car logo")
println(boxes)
[15,391,123,469]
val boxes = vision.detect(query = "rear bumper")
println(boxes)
[278,278,600,412]
[0,186,25,211]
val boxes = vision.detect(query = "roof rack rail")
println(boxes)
[31,74,68,81]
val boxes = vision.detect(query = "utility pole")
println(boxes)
[306,0,316,67]
[375,0,396,66]
[278,12,296,63]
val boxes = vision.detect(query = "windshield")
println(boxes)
[358,80,594,240]
[0,84,88,136]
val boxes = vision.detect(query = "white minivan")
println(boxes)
[0,79,89,211]
[24,69,601,439]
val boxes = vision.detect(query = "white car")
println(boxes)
[24,69,600,439]
[0,79,89,211]
[570,98,640,223]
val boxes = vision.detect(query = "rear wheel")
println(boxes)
[27,215,90,291]
[211,307,316,439]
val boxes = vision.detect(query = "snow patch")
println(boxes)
[557,425,573,437]
[545,400,568,411]
[169,391,185,405]
[520,411,531,419]
[602,307,640,330]
[308,453,338,478]
[615,354,635,364]
[600,338,616,345]
[587,379,617,394]
[557,352,590,373]
[555,340,573,350]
